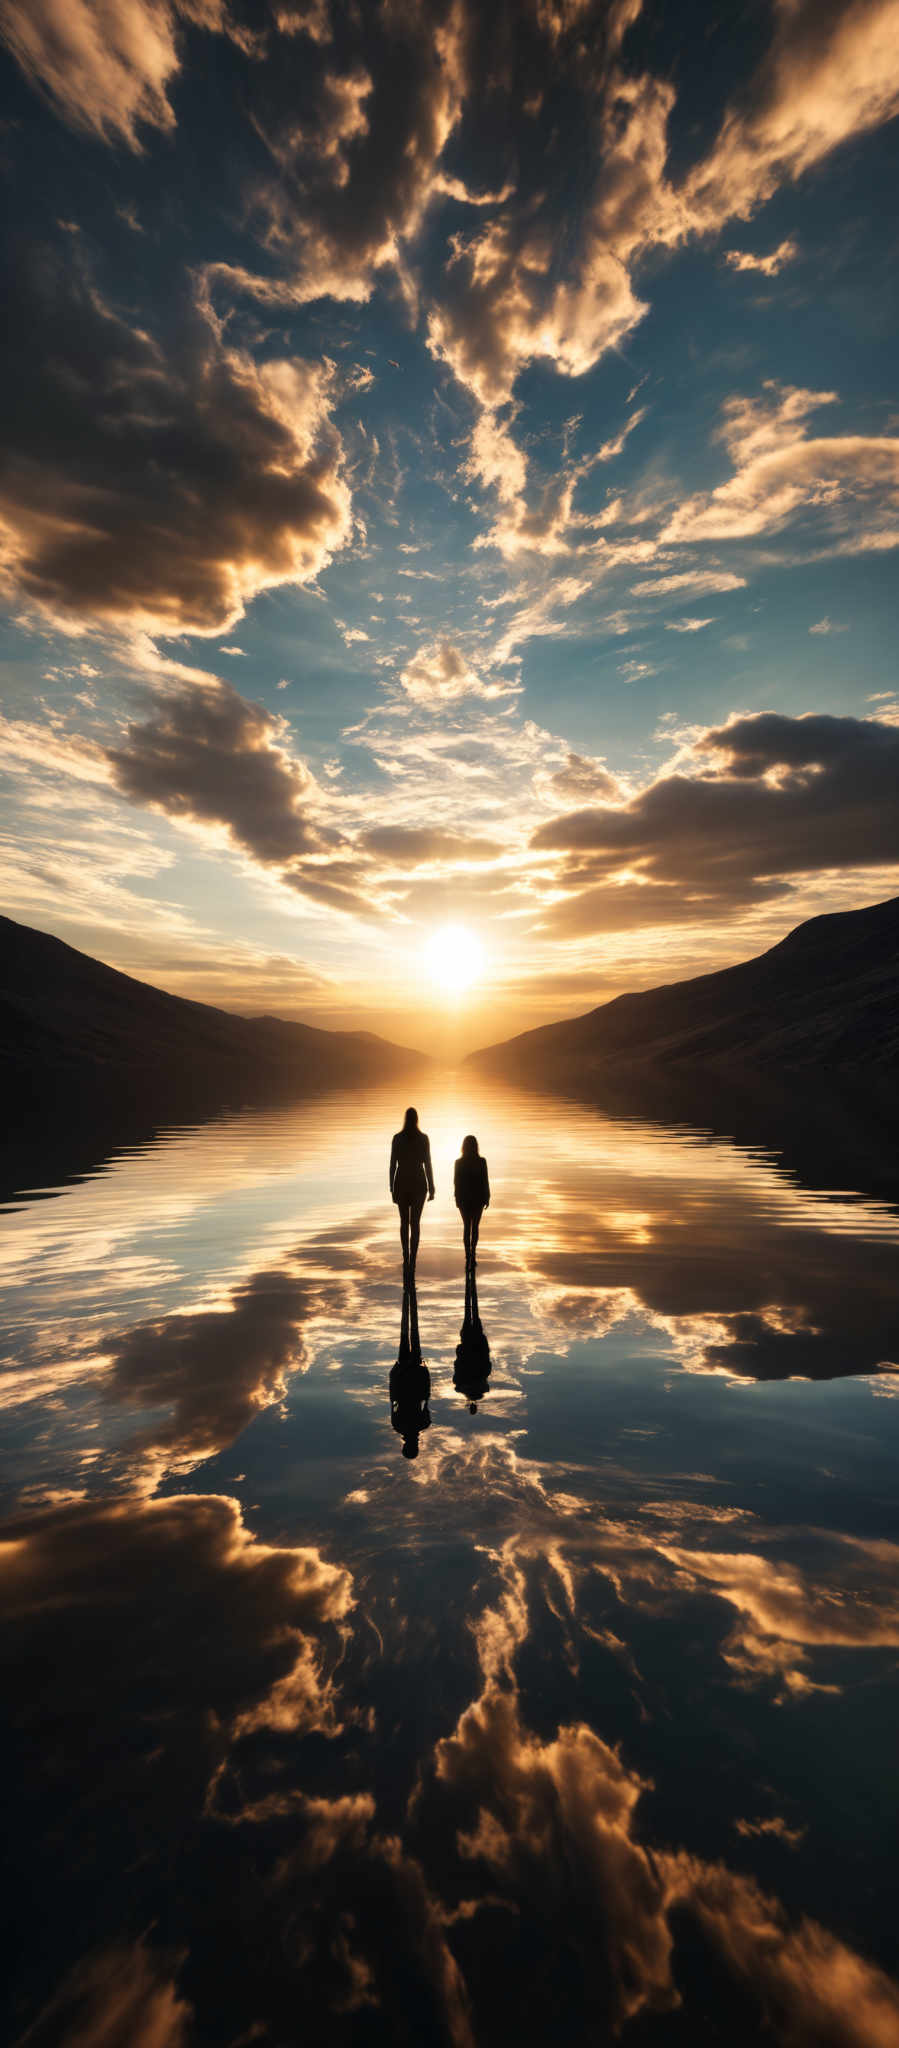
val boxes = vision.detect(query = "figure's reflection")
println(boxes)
[389,1278,431,1459]
[454,1263,492,1413]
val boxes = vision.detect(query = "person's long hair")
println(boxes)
[403,1106,419,1133]
[461,1133,479,1159]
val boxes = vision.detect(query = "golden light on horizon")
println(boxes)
[424,923,486,997]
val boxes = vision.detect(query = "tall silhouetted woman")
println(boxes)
[454,1133,490,1268]
[390,1107,434,1276]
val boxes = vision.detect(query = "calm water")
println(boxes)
[2,1075,898,2045]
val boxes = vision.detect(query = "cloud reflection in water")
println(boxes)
[2,1081,899,2041]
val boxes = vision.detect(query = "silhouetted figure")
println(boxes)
[390,1276,431,1458]
[390,1106,434,1277]
[454,1133,490,1269]
[454,1262,492,1413]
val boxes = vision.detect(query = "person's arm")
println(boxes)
[454,1159,462,1210]
[389,1135,398,1200]
[482,1158,490,1207]
[424,1135,435,1199]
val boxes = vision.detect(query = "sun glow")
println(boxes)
[424,924,486,996]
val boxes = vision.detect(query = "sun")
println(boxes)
[424,924,485,995]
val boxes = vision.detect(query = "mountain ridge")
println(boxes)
[0,914,426,1113]
[468,895,899,1079]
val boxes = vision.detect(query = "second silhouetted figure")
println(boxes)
[454,1133,490,1269]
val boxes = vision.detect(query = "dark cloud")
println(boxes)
[207,0,470,307]
[281,864,386,917]
[538,875,791,938]
[532,713,899,932]
[1,1490,353,2029]
[205,0,637,316]
[363,825,502,864]
[0,241,350,634]
[1,1491,352,1772]
[103,1262,341,1478]
[699,709,899,780]
[105,676,520,915]
[517,1163,899,1383]
[104,675,395,918]
[432,1682,677,2035]
[106,677,323,864]
[412,1503,899,2041]
[17,1937,193,2048]
[546,751,622,802]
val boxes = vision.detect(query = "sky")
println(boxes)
[0,0,898,1055]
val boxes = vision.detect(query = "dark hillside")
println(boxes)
[469,896,899,1082]
[0,916,424,1116]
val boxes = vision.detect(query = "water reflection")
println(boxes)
[2,1076,899,2043]
[390,1277,431,1458]
[454,1263,493,1411]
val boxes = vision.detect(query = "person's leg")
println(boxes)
[463,1212,472,1264]
[409,1196,424,1272]
[399,1198,411,1270]
[470,1204,482,1260]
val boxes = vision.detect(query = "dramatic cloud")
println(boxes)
[18,1937,194,2048]
[412,1486,899,2043]
[3,0,899,1022]
[400,640,517,705]
[588,0,899,269]
[660,1852,899,2046]
[515,1132,899,1389]
[106,678,323,864]
[427,212,646,410]
[363,825,502,865]
[656,1535,899,1693]
[101,671,394,921]
[463,402,650,563]
[205,0,650,338]
[1,1490,353,1807]
[433,1666,899,2042]
[205,0,472,308]
[0,245,351,635]
[485,576,593,667]
[0,1,267,149]
[426,0,899,495]
[0,0,184,148]
[2,1488,358,2040]
[629,569,746,596]
[546,751,622,803]
[734,1815,807,1846]
[532,710,899,931]
[725,237,799,275]
[681,0,899,234]
[662,383,899,547]
[435,1686,677,2033]
[419,0,899,592]
[101,1261,340,1482]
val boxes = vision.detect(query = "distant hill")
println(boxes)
[469,896,899,1082]
[0,916,424,1114]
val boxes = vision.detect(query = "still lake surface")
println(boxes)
[2,1074,898,2045]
